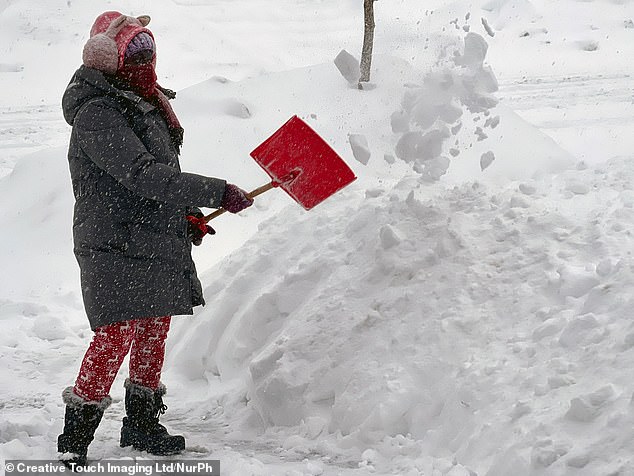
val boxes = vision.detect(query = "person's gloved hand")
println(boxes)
[186,212,215,246]
[221,183,254,214]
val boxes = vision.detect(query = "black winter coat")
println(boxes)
[62,66,226,330]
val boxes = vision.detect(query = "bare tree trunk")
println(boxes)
[358,0,375,88]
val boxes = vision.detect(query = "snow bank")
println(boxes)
[0,0,361,107]
[0,146,77,299]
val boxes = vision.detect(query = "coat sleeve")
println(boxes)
[74,100,226,208]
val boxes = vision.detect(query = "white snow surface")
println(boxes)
[2,0,634,475]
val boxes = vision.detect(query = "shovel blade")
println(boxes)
[250,116,356,210]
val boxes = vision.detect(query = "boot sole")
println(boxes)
[120,427,185,456]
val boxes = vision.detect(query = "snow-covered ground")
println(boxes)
[1,0,634,475]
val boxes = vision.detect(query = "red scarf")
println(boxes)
[117,62,157,98]
[116,62,184,148]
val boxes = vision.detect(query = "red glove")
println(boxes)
[186,214,215,246]
[221,183,254,213]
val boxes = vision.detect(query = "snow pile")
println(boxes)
[169,149,634,476]
[165,31,632,476]
[170,151,634,474]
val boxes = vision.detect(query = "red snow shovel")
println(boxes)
[204,115,356,222]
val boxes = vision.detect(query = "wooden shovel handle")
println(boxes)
[204,182,276,222]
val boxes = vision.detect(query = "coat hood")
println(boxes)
[61,66,153,126]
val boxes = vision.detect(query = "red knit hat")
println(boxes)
[83,12,154,74]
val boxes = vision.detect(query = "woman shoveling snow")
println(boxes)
[57,11,254,469]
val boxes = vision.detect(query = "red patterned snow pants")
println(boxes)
[73,316,171,402]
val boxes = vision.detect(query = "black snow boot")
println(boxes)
[57,387,111,471]
[120,379,185,455]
